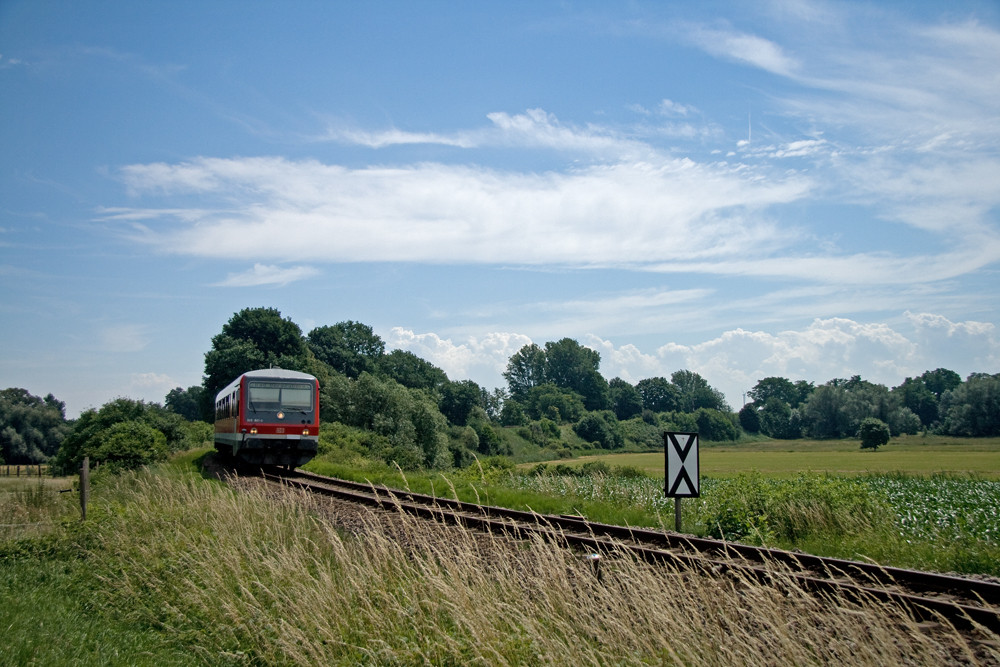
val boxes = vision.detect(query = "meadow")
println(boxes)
[2,456,994,665]
[561,434,1000,479]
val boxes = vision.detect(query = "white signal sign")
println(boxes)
[664,432,700,498]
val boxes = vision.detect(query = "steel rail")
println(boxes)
[258,467,1000,633]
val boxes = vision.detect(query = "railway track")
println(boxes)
[252,466,1000,635]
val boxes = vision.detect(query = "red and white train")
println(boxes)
[214,368,320,467]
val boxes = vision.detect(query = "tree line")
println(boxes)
[3,306,999,470]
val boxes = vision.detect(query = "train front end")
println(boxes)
[215,369,320,467]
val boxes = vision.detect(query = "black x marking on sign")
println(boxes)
[664,432,699,497]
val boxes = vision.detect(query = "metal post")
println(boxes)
[674,497,682,533]
[80,456,90,521]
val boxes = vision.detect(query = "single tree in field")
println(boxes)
[859,417,890,451]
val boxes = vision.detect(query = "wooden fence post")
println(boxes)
[80,457,90,521]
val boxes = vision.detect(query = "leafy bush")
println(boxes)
[859,417,890,450]
[91,421,169,473]
[573,411,624,450]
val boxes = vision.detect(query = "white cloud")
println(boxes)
[130,372,175,389]
[384,328,532,383]
[212,263,320,287]
[689,28,799,76]
[392,313,999,408]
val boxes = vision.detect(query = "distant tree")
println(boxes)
[859,417,890,450]
[738,402,761,434]
[542,338,609,411]
[609,377,643,420]
[748,377,801,408]
[481,387,506,422]
[759,397,801,439]
[636,377,679,413]
[307,321,385,378]
[695,407,740,441]
[0,388,70,464]
[671,370,730,412]
[377,349,448,391]
[54,398,195,474]
[499,398,529,427]
[438,379,482,426]
[573,411,624,450]
[803,384,852,439]
[922,368,962,399]
[165,385,205,422]
[939,373,1000,437]
[503,344,547,402]
[892,376,939,427]
[526,383,585,423]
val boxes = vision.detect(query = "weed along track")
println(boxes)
[242,466,1000,640]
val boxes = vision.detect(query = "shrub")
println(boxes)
[859,417,890,450]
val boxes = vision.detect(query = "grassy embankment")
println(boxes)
[306,433,1000,576]
[2,451,994,665]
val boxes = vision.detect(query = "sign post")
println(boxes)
[664,432,699,532]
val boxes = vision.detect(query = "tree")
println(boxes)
[939,373,1000,437]
[758,397,801,439]
[542,338,609,411]
[504,339,610,411]
[500,398,528,426]
[893,376,939,427]
[859,417,890,450]
[165,385,205,422]
[53,398,195,474]
[573,411,624,450]
[526,383,585,423]
[636,377,679,413]
[92,420,169,472]
[438,379,482,426]
[695,407,740,441]
[307,321,385,378]
[377,349,448,391]
[671,370,730,412]
[203,308,309,415]
[738,403,761,434]
[922,368,962,399]
[609,378,643,420]
[748,377,801,407]
[503,344,547,402]
[0,388,70,464]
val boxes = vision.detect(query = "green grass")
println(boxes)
[541,434,1000,479]
[4,456,986,665]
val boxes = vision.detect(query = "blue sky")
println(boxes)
[2,1,999,418]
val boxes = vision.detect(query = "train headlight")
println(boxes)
[302,428,310,436]
[250,427,258,434]
[277,411,285,420]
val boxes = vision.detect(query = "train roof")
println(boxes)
[216,368,317,401]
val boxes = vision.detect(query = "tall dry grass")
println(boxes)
[84,472,997,666]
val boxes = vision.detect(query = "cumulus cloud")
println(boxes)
[384,328,532,383]
[388,313,999,411]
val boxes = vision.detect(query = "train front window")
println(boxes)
[247,381,314,415]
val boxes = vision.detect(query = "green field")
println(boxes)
[552,434,1000,479]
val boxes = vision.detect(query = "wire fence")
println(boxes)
[0,465,53,478]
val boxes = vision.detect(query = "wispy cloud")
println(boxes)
[212,263,320,287]
[115,151,810,267]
